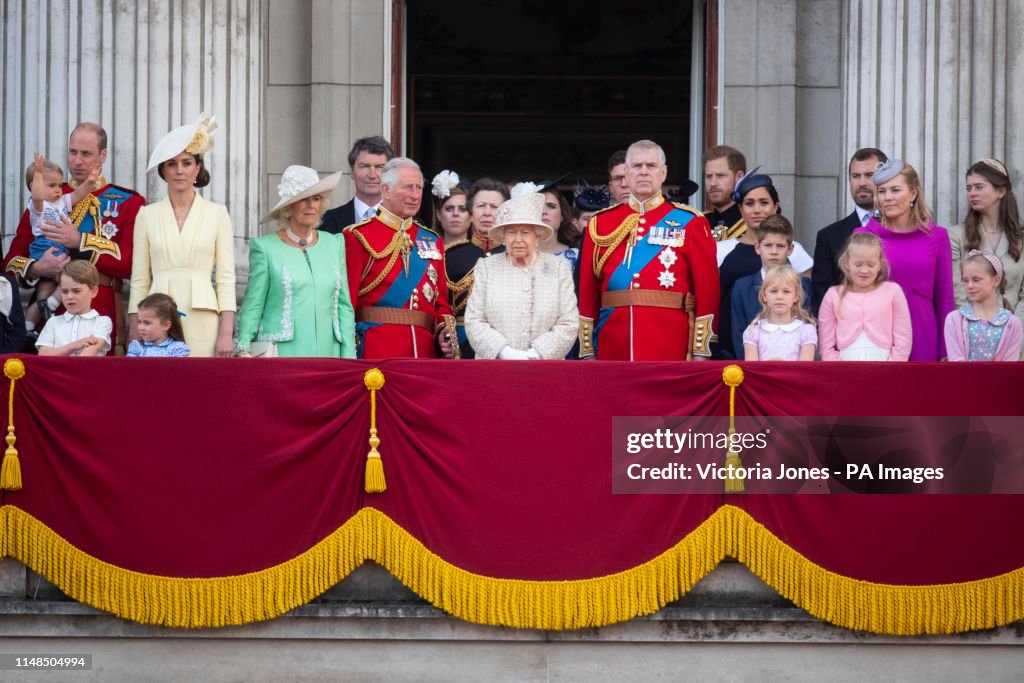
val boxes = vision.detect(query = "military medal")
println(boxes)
[426,263,438,285]
[422,281,436,303]
[102,200,112,218]
[657,270,676,289]
[101,221,119,239]
[658,249,677,268]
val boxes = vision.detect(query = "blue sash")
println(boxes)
[356,225,437,357]
[376,225,433,308]
[606,207,696,291]
[595,207,697,355]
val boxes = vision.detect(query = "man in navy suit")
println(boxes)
[811,147,887,314]
[320,136,395,234]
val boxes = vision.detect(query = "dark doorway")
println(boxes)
[405,0,695,192]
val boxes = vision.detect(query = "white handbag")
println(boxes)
[248,342,279,358]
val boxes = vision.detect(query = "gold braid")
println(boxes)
[68,194,101,230]
[351,229,412,296]
[448,272,475,315]
[589,214,638,277]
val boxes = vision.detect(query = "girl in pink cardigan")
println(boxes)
[818,233,913,360]
[944,250,1023,361]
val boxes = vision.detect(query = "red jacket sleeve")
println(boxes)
[2,210,38,285]
[684,213,720,356]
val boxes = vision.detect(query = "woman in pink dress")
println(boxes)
[855,159,955,360]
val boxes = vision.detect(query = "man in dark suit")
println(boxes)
[811,147,888,314]
[320,136,395,234]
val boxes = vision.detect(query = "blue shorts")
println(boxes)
[29,236,69,261]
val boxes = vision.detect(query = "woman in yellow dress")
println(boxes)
[128,114,236,357]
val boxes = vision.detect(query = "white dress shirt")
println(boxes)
[36,309,112,355]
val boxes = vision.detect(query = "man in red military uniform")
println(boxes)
[578,139,719,360]
[344,157,456,359]
[3,122,144,355]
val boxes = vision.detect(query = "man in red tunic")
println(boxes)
[3,122,144,355]
[344,158,456,359]
[577,139,719,361]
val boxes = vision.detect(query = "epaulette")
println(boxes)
[342,217,373,232]
[671,202,703,216]
[416,222,440,238]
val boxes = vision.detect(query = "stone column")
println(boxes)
[842,0,1024,226]
[1,0,263,259]
[719,0,844,245]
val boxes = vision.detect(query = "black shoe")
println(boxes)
[37,299,54,322]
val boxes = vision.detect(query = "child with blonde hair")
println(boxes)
[742,265,817,361]
[818,232,912,360]
[944,250,1023,361]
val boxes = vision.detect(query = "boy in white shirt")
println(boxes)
[35,261,111,356]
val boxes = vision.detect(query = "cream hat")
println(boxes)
[147,113,217,172]
[490,192,553,242]
[260,165,343,224]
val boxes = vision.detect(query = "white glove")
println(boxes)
[498,345,530,360]
[526,348,541,360]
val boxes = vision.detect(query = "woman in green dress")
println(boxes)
[235,165,356,358]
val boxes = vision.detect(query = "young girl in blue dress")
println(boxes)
[944,250,1023,361]
[126,293,191,357]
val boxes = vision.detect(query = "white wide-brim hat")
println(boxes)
[490,192,553,242]
[260,165,343,224]
[147,113,217,172]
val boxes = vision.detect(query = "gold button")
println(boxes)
[639,218,647,225]
[632,273,640,279]
[632,283,640,289]
[412,303,419,309]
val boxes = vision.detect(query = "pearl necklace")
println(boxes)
[286,227,315,247]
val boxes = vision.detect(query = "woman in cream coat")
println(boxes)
[129,114,236,357]
[465,192,578,359]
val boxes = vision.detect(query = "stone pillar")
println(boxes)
[719,0,844,245]
[1,0,263,259]
[842,0,1024,226]
[264,0,387,210]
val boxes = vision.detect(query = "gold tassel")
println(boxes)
[722,364,745,494]
[1,358,26,491]
[363,368,387,493]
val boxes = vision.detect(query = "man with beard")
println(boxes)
[811,147,888,314]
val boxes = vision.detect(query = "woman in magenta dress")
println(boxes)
[855,159,955,360]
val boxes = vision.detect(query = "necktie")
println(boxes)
[363,207,375,220]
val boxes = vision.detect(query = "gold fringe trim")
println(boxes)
[1,504,1022,634]
[721,505,1024,635]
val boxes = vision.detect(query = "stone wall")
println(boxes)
[265,0,388,233]
[719,0,845,246]
[0,558,1021,681]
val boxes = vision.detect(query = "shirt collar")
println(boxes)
[353,196,379,221]
[62,309,99,321]
[376,206,414,232]
[758,318,803,332]
[959,303,1011,325]
[628,192,665,215]
[143,338,176,348]
[855,205,874,225]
